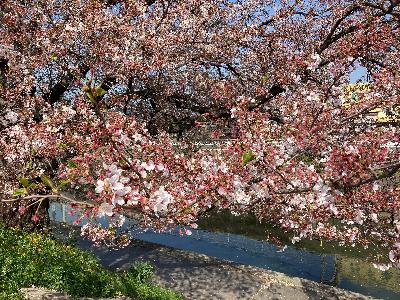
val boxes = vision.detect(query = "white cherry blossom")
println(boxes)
[97,202,114,217]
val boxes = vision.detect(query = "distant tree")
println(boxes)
[0,0,399,268]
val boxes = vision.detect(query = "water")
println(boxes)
[49,202,400,300]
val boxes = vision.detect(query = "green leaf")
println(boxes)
[86,92,96,104]
[57,143,68,149]
[183,208,192,214]
[261,74,269,85]
[67,161,77,168]
[26,159,33,170]
[95,86,107,97]
[28,183,37,189]
[13,188,27,197]
[19,177,29,188]
[242,150,256,165]
[58,179,70,188]
[197,115,207,122]
[40,175,57,192]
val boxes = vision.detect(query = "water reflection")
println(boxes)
[197,211,400,299]
[49,202,400,300]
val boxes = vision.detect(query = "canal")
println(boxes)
[50,202,400,300]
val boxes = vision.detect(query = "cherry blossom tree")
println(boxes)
[0,0,399,267]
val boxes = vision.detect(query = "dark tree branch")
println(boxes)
[318,5,361,53]
[335,162,400,193]
[249,85,285,111]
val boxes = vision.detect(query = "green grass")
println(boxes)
[0,225,183,300]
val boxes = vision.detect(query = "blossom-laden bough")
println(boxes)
[0,0,399,268]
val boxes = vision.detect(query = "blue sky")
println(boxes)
[350,65,369,83]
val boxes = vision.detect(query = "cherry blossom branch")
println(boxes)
[344,162,400,191]
[1,193,91,207]
[318,5,361,54]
